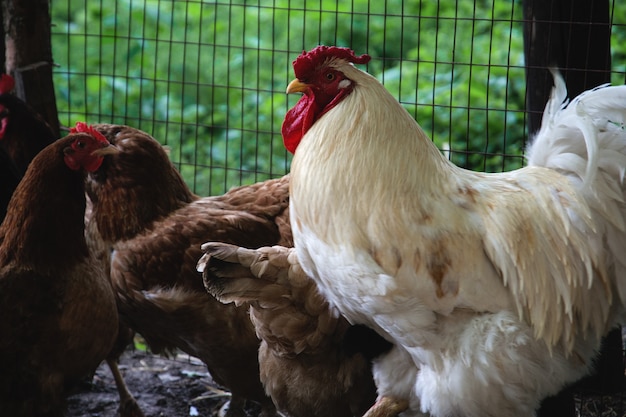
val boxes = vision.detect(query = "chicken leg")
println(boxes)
[362,396,409,417]
[106,359,145,417]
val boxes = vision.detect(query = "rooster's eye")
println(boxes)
[325,72,335,81]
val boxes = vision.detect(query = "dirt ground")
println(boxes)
[65,345,626,417]
[66,347,262,417]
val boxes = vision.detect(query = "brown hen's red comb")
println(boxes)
[0,74,15,94]
[70,122,109,144]
[293,46,371,79]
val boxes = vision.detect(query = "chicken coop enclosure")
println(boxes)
[8,0,626,416]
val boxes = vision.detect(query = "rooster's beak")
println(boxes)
[91,143,120,157]
[286,79,311,94]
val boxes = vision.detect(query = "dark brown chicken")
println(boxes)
[0,73,57,220]
[199,243,388,417]
[86,123,291,417]
[0,74,58,174]
[0,126,120,416]
[0,80,139,416]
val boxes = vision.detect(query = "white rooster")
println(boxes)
[281,46,626,417]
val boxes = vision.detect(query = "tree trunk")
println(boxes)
[1,0,60,137]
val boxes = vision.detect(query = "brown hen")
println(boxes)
[199,243,390,417]
[0,127,119,416]
[86,123,290,417]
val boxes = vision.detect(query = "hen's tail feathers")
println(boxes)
[198,242,298,306]
[198,242,342,355]
[198,242,328,315]
[526,70,626,314]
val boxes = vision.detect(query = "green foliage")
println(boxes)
[50,0,625,194]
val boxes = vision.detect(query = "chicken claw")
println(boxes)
[106,359,145,417]
[362,396,409,417]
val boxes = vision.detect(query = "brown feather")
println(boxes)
[199,243,379,417]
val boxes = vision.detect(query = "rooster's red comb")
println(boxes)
[0,74,15,94]
[292,46,371,79]
[70,122,108,144]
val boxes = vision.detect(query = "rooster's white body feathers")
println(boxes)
[289,58,626,417]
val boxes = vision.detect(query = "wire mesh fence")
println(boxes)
[50,0,626,196]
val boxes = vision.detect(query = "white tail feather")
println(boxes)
[526,71,626,316]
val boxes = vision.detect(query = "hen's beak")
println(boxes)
[91,143,120,157]
[286,79,311,94]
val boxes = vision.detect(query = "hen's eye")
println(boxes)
[325,72,335,81]
[75,140,86,149]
